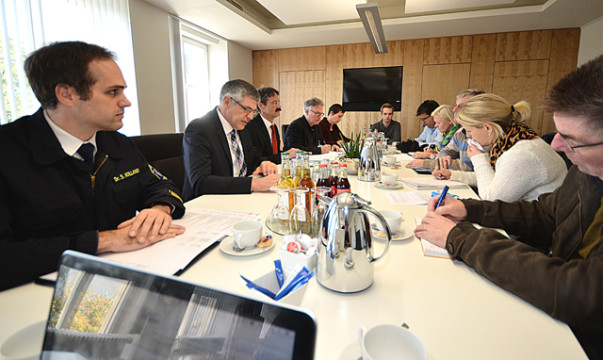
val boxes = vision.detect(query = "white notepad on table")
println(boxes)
[399,177,468,190]
[415,218,452,259]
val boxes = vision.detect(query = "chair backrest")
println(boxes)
[129,133,185,192]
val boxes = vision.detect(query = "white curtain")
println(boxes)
[0,0,140,135]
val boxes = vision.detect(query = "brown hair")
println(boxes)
[24,41,115,109]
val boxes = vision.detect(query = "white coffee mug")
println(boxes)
[360,324,425,360]
[377,210,402,233]
[381,172,398,185]
[233,220,262,249]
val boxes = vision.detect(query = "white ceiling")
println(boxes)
[142,0,603,50]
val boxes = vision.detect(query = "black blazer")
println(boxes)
[284,115,325,154]
[182,107,264,200]
[245,114,281,164]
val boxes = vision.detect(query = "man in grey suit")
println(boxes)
[182,79,279,201]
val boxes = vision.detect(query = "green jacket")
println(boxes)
[447,166,603,358]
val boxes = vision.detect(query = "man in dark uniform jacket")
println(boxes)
[0,41,185,291]
[284,97,337,154]
[245,87,298,164]
[182,80,279,200]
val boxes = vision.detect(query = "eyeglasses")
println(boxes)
[310,110,324,117]
[419,116,431,122]
[558,134,603,153]
[231,97,259,116]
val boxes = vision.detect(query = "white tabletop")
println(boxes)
[0,156,587,360]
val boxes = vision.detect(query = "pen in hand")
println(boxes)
[435,185,449,209]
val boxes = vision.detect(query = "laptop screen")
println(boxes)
[41,251,316,360]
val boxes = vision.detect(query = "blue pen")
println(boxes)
[435,185,449,209]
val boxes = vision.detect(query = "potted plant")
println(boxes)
[341,132,362,175]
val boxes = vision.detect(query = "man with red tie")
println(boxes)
[245,87,298,164]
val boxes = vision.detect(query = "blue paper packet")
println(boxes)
[274,267,314,301]
[240,275,277,299]
[274,260,285,288]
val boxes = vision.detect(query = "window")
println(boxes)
[0,0,140,135]
[0,0,38,124]
[170,16,226,132]
[182,36,210,125]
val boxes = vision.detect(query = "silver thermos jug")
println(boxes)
[316,193,391,293]
[358,136,381,182]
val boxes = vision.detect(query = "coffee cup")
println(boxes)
[383,154,397,165]
[381,173,398,185]
[233,220,262,249]
[377,210,402,233]
[360,324,425,360]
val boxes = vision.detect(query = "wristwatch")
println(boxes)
[429,153,435,159]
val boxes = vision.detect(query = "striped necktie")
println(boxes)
[229,130,246,176]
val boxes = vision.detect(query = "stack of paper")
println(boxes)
[101,208,260,275]
[399,177,468,190]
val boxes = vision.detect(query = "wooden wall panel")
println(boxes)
[252,50,279,88]
[253,28,580,143]
[342,41,404,68]
[325,45,344,110]
[401,39,424,139]
[423,36,473,65]
[278,71,326,130]
[469,34,497,93]
[542,29,580,134]
[278,46,326,72]
[421,63,471,109]
[495,30,552,61]
[492,60,549,134]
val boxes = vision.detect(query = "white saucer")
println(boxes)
[375,181,404,190]
[339,339,433,360]
[0,320,45,360]
[382,161,400,167]
[338,340,361,360]
[219,236,275,256]
[372,221,414,241]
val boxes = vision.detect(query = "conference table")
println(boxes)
[0,154,587,359]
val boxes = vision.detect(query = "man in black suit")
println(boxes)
[182,79,279,200]
[245,87,298,164]
[284,97,338,154]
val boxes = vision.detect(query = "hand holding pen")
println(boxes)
[435,185,449,209]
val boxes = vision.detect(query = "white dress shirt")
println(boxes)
[44,110,97,161]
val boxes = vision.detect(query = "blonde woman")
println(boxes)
[447,93,567,201]
[407,105,459,168]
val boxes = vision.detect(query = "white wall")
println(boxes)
[129,0,176,134]
[227,42,253,82]
[129,0,253,134]
[578,16,603,66]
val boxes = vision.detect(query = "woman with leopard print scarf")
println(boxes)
[454,93,568,202]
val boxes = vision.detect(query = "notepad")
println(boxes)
[415,218,452,259]
[399,177,468,190]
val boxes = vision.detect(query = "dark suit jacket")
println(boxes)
[319,117,349,144]
[284,115,325,154]
[182,107,264,200]
[245,114,281,164]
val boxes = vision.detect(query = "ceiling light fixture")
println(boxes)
[356,3,387,54]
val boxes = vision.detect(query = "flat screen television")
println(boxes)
[342,66,403,112]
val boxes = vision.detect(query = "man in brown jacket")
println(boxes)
[415,54,603,359]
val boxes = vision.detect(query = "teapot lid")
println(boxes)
[332,192,370,209]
